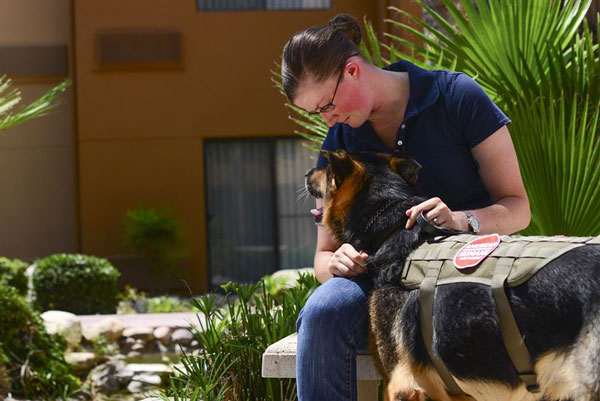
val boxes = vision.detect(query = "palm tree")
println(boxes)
[0,75,70,132]
[278,0,600,236]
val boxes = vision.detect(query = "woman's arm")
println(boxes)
[313,198,369,283]
[405,125,530,235]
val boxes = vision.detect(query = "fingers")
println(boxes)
[328,243,369,277]
[405,197,450,229]
[406,198,447,227]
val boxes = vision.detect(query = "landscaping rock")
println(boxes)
[131,342,145,352]
[90,360,128,392]
[157,341,169,354]
[133,373,162,386]
[65,351,97,372]
[123,326,154,341]
[127,363,172,378]
[171,328,193,345]
[41,310,82,348]
[126,351,142,359]
[153,326,171,342]
[83,317,124,341]
[127,373,162,393]
[271,267,315,287]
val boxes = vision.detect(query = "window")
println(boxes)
[204,138,318,288]
[196,0,331,12]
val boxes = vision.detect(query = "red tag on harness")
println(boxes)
[453,234,501,269]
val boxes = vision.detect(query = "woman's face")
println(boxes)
[294,65,371,128]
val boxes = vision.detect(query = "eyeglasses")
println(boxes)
[308,53,359,116]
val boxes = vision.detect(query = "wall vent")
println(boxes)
[96,30,182,71]
[0,45,68,77]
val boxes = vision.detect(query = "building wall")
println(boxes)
[73,0,378,292]
[0,0,74,260]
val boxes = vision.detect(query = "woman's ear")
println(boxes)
[346,62,360,81]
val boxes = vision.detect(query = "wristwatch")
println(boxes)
[464,210,481,234]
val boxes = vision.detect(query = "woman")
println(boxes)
[281,13,530,401]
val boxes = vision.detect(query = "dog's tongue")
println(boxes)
[310,207,324,224]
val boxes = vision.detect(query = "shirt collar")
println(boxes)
[384,60,440,119]
[343,60,441,142]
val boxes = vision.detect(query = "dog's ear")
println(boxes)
[320,150,354,189]
[390,156,422,186]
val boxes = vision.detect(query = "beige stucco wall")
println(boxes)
[0,0,74,260]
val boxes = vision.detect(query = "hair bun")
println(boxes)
[328,13,362,46]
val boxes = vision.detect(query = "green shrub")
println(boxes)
[162,273,320,401]
[123,206,185,274]
[0,283,79,399]
[147,295,191,313]
[0,257,28,295]
[33,254,120,314]
[0,346,10,398]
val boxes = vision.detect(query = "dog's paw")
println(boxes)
[394,388,425,401]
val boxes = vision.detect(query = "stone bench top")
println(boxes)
[261,333,381,380]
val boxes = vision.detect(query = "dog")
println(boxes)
[305,150,600,401]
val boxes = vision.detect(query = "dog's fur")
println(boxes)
[306,150,600,401]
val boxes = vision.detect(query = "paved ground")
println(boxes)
[77,312,203,330]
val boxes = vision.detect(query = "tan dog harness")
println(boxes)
[403,234,600,396]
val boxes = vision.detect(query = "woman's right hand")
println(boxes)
[328,243,369,277]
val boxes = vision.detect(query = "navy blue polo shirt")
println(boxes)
[316,60,510,211]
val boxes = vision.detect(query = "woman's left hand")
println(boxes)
[405,197,468,232]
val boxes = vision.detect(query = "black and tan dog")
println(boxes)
[305,150,600,401]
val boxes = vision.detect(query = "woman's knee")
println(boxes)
[297,276,370,332]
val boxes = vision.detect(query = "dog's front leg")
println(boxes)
[387,387,425,401]
[385,362,425,401]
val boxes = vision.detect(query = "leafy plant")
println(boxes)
[0,76,70,132]
[161,273,320,401]
[276,1,600,235]
[32,253,120,314]
[123,206,185,274]
[385,0,600,235]
[0,283,80,399]
[0,257,28,295]
[147,295,192,313]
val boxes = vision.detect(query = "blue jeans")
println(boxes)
[296,275,373,401]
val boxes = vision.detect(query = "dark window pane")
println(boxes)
[205,140,276,288]
[205,138,318,288]
[196,0,330,11]
[276,139,317,268]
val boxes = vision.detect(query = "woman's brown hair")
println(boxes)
[281,13,362,102]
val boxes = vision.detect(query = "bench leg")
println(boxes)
[358,380,378,401]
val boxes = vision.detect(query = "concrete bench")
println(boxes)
[261,333,381,400]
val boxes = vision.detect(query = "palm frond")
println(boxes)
[0,77,70,131]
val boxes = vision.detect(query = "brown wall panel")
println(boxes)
[0,86,74,260]
[0,45,68,76]
[78,138,205,292]
[74,1,378,140]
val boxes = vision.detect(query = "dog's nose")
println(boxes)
[304,168,315,178]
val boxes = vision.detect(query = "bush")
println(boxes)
[33,254,120,314]
[0,283,79,399]
[0,257,28,295]
[162,273,320,401]
[147,295,192,313]
[123,206,185,274]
